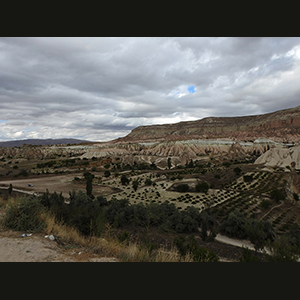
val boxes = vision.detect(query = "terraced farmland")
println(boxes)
[102,166,300,235]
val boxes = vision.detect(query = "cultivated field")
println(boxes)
[0,152,298,237]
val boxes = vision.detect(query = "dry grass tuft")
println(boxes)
[44,214,88,246]
[154,246,194,262]
[0,197,7,209]
[116,243,194,262]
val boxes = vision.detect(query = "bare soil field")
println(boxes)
[0,174,119,198]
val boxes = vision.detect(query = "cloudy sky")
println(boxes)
[1,37,300,142]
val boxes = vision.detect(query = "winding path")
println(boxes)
[0,186,36,196]
[205,230,273,255]
[215,233,257,251]
[259,200,284,221]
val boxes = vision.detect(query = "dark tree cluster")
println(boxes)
[37,190,213,236]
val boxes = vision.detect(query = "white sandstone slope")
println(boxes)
[254,145,300,169]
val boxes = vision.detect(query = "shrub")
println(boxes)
[193,247,219,262]
[243,175,253,183]
[260,199,272,209]
[266,235,299,262]
[195,181,209,194]
[222,162,231,168]
[244,219,275,251]
[269,189,285,203]
[234,167,242,176]
[118,230,129,243]
[239,247,261,262]
[176,184,189,192]
[145,178,152,186]
[220,210,248,239]
[173,234,218,261]
[4,197,46,232]
[19,169,29,177]
[132,180,139,191]
[104,170,111,178]
[199,210,217,241]
[121,175,130,185]
[173,234,187,256]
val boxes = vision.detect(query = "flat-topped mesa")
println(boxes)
[120,105,300,144]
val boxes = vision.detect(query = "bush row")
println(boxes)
[36,190,212,236]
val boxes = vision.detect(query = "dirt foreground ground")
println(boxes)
[0,231,118,262]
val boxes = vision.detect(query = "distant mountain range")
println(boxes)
[0,138,92,148]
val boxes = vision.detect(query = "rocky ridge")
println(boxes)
[119,105,300,144]
[1,105,300,169]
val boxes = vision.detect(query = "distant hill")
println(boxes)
[0,138,92,148]
[119,105,300,144]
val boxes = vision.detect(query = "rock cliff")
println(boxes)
[119,105,300,144]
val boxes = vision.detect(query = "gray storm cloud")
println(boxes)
[1,37,300,141]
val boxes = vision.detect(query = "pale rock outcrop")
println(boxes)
[254,146,300,169]
[285,162,300,203]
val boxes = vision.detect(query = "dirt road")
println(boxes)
[0,186,35,196]
[0,174,75,197]
[215,233,256,251]
[0,174,119,198]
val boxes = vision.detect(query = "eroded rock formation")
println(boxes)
[254,145,300,169]
[2,105,300,169]
[286,162,300,203]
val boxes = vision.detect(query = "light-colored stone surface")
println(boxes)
[254,145,300,169]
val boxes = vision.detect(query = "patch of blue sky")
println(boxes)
[187,85,196,94]
[0,120,7,123]
[168,85,197,99]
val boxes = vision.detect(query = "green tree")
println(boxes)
[121,174,129,185]
[8,183,13,196]
[195,181,209,194]
[260,199,272,209]
[199,210,217,241]
[4,196,46,232]
[173,234,187,256]
[176,184,189,192]
[145,178,152,186]
[104,170,111,178]
[269,189,285,203]
[244,219,275,251]
[189,159,194,168]
[167,157,172,169]
[266,235,299,262]
[234,167,242,176]
[132,179,139,191]
[94,210,107,236]
[220,210,248,239]
[239,247,261,262]
[243,175,253,182]
[83,171,94,198]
